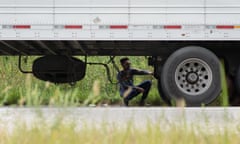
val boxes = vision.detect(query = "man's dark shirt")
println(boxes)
[117,68,150,96]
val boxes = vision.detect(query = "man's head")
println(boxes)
[120,57,131,70]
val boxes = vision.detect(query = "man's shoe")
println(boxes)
[139,100,145,106]
[123,99,129,106]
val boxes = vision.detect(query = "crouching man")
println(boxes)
[117,57,153,106]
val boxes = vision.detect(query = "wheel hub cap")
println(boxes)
[175,58,213,96]
[186,72,198,84]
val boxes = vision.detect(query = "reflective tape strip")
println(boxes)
[64,25,82,29]
[2,25,31,29]
[216,25,234,29]
[164,25,182,29]
[1,24,240,30]
[153,25,164,29]
[54,25,82,29]
[206,25,216,29]
[99,25,110,29]
[54,25,65,29]
[13,25,31,29]
[110,25,128,29]
[2,25,13,29]
[234,26,240,29]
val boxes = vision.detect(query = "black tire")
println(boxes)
[155,64,172,105]
[157,80,172,106]
[161,46,221,106]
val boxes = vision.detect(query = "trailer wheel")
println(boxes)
[161,46,221,106]
[157,80,172,105]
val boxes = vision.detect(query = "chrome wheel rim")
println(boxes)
[175,58,213,96]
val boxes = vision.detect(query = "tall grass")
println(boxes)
[0,56,163,106]
[0,120,239,144]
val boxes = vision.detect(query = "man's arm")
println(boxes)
[131,69,153,75]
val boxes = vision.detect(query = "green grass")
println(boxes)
[0,56,163,106]
[0,120,239,144]
[0,56,237,144]
[0,56,229,107]
[220,59,229,106]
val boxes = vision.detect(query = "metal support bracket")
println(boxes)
[18,55,32,74]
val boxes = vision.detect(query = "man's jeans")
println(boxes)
[123,80,152,106]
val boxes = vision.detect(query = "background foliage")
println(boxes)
[0,56,165,106]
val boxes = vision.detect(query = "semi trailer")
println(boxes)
[1,0,240,106]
